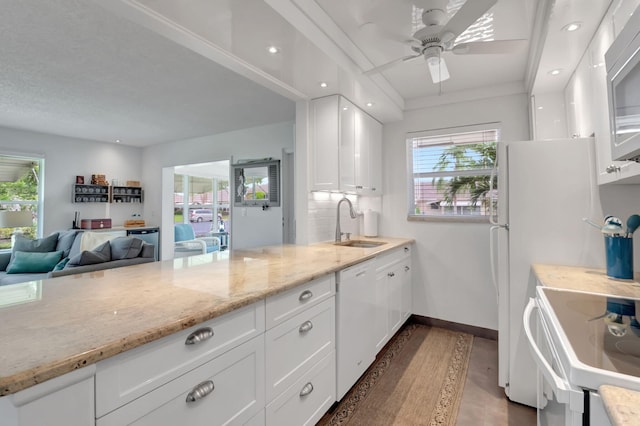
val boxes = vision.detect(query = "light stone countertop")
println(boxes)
[0,236,413,397]
[600,385,640,426]
[532,264,640,298]
[533,264,640,425]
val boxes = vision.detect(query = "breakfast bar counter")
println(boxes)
[0,237,412,397]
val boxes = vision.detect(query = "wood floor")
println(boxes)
[456,336,536,425]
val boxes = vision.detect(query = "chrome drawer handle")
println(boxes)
[299,382,314,397]
[185,380,215,403]
[405,266,410,272]
[388,272,395,277]
[299,290,313,302]
[185,327,214,345]
[404,247,409,253]
[299,320,313,333]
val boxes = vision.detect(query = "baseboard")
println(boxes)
[410,314,498,341]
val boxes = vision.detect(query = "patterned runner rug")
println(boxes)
[319,324,474,425]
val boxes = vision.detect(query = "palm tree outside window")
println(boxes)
[407,126,500,220]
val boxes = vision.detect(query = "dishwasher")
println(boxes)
[126,227,159,260]
[336,257,377,400]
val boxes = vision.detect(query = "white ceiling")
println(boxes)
[0,0,615,146]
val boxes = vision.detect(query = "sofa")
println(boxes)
[0,230,155,286]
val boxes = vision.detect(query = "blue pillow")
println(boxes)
[53,257,70,271]
[6,250,64,274]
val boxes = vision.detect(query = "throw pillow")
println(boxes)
[6,250,64,274]
[67,241,111,267]
[13,233,59,254]
[55,230,79,258]
[53,257,70,271]
[110,237,143,260]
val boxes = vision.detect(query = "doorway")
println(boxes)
[173,160,230,250]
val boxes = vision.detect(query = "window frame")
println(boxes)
[0,153,44,248]
[406,123,500,222]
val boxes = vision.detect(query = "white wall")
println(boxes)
[141,121,294,258]
[0,126,143,236]
[381,93,530,330]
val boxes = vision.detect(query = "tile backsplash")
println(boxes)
[307,193,382,244]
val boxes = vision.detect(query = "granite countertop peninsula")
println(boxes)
[0,236,412,397]
[533,264,640,426]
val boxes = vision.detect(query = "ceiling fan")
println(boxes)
[363,0,525,83]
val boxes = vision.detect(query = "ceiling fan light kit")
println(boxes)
[363,0,525,87]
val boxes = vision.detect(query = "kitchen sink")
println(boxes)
[335,240,386,248]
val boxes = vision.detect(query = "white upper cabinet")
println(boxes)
[310,95,383,194]
[310,96,340,191]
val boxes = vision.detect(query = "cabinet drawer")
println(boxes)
[97,335,265,426]
[265,297,335,402]
[265,275,334,329]
[266,351,336,426]
[375,245,411,272]
[96,302,265,417]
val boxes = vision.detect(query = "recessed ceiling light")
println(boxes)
[267,46,279,54]
[320,82,328,88]
[342,107,349,111]
[115,139,121,143]
[549,69,562,76]
[537,106,544,110]
[366,102,374,107]
[562,22,582,32]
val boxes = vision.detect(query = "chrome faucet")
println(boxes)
[335,196,357,242]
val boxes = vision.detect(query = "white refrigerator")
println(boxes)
[491,137,603,407]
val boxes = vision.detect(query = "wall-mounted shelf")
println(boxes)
[111,186,143,204]
[73,184,109,203]
[72,184,143,203]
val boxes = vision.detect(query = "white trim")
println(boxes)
[407,122,502,140]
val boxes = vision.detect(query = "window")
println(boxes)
[0,155,42,248]
[407,126,499,220]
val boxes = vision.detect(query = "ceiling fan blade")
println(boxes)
[426,56,450,84]
[451,39,527,55]
[363,54,421,75]
[440,0,497,43]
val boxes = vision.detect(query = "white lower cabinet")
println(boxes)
[266,351,336,426]
[265,298,335,402]
[97,334,265,426]
[96,302,265,417]
[264,278,336,425]
[0,366,95,426]
[374,245,413,352]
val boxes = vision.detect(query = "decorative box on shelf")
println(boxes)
[80,219,112,229]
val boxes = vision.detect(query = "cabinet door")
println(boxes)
[401,259,412,321]
[339,97,356,192]
[387,264,403,335]
[310,96,340,191]
[1,367,95,426]
[356,111,382,195]
[373,271,390,353]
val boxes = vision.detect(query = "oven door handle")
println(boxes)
[523,298,583,410]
